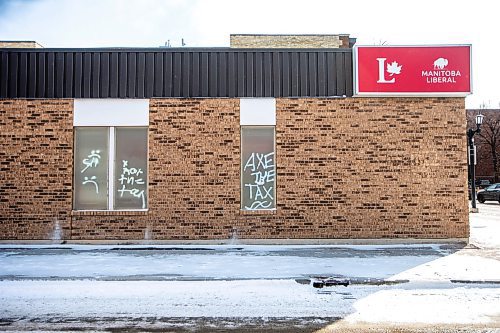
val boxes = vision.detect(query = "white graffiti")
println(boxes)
[117,160,146,209]
[246,201,273,210]
[82,176,99,194]
[244,152,275,172]
[81,149,101,194]
[243,152,275,210]
[244,183,274,200]
[81,150,101,173]
[251,170,275,186]
[117,160,145,185]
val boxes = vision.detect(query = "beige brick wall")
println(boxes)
[0,97,468,241]
[230,34,351,49]
[0,41,43,48]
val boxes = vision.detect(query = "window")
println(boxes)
[74,127,109,210]
[239,98,277,211]
[114,127,148,210]
[73,99,149,211]
[74,127,148,210]
[241,126,276,210]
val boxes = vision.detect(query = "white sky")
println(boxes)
[0,0,498,108]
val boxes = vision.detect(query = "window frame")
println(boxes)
[73,126,149,212]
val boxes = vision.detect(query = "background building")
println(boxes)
[466,108,500,184]
[0,41,43,48]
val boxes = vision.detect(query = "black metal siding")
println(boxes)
[0,48,353,98]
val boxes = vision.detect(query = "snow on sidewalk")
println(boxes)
[0,203,499,330]
[340,203,500,327]
[0,245,454,281]
[388,252,500,282]
[388,203,500,283]
[469,203,500,249]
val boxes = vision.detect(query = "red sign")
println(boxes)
[354,45,472,96]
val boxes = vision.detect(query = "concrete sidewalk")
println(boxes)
[0,243,466,282]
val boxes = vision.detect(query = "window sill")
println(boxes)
[240,209,277,215]
[71,210,148,216]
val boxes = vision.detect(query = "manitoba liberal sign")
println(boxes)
[354,45,472,96]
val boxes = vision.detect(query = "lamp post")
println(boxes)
[467,113,484,210]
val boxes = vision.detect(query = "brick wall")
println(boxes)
[0,99,73,240]
[230,34,351,48]
[274,98,468,239]
[71,99,241,240]
[0,97,468,241]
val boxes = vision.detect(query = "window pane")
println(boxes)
[74,127,109,210]
[241,126,276,210]
[114,127,148,210]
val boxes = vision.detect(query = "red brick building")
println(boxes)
[467,109,500,183]
[0,36,470,242]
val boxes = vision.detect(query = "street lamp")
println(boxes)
[467,113,484,210]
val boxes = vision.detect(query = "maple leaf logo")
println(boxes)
[386,61,402,76]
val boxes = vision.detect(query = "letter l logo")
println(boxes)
[376,58,395,84]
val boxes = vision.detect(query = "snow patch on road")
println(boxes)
[0,280,360,318]
[388,252,500,282]
[345,286,500,324]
